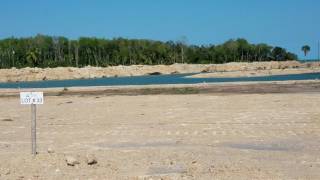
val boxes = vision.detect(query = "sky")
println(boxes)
[0,0,319,59]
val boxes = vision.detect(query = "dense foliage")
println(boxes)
[0,35,297,68]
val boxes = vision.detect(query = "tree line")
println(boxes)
[0,34,298,68]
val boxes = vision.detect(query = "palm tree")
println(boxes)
[301,45,311,56]
[26,48,40,66]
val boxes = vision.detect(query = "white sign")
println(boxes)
[20,92,44,105]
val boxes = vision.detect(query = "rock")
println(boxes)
[208,165,215,173]
[86,154,98,165]
[65,156,80,166]
[3,168,10,175]
[148,72,162,76]
[47,147,55,154]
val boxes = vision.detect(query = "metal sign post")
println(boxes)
[20,92,44,156]
[31,104,37,155]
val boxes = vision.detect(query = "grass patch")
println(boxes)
[2,118,13,122]
[139,87,200,95]
[56,87,69,96]
[173,87,200,94]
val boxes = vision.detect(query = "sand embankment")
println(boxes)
[0,61,320,83]
[187,68,320,78]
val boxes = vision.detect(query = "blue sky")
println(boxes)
[0,0,319,59]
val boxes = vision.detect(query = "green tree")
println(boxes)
[26,48,41,67]
[272,47,287,61]
[301,45,311,56]
[0,35,298,68]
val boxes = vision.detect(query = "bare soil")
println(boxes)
[1,84,320,179]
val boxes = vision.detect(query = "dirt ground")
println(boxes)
[0,91,320,179]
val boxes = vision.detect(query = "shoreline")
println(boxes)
[1,61,320,83]
[186,68,320,78]
[1,80,320,97]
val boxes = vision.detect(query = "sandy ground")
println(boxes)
[1,90,320,179]
[187,68,320,78]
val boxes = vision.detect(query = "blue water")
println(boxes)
[1,72,320,89]
[299,60,320,63]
